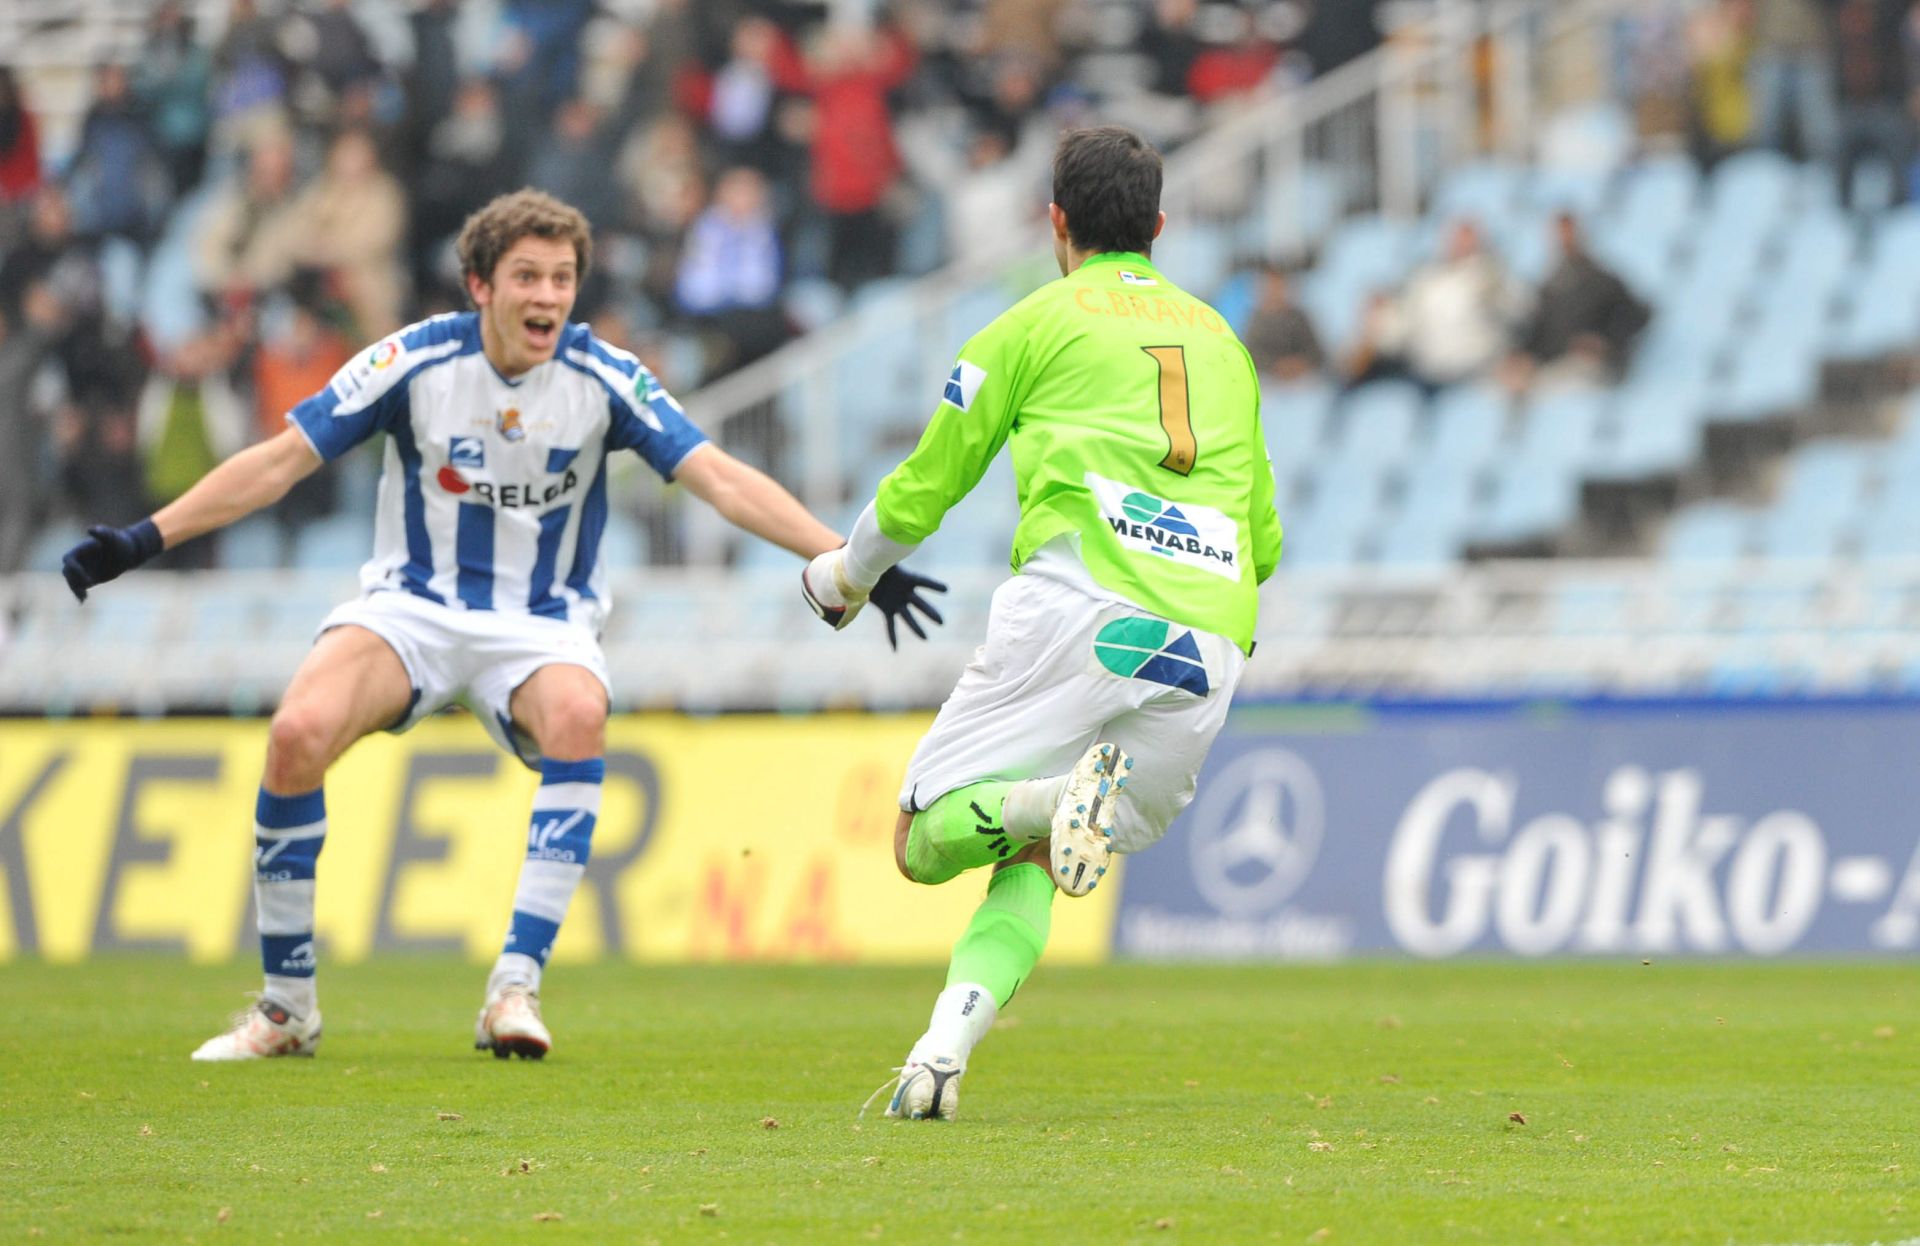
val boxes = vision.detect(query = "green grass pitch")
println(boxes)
[2,958,1914,1244]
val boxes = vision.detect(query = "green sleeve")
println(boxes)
[1247,376,1284,584]
[873,311,1026,544]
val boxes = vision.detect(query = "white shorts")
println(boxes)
[899,573,1246,855]
[317,590,611,770]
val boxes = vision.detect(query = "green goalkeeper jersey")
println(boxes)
[874,250,1282,651]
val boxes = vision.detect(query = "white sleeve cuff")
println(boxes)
[842,499,919,592]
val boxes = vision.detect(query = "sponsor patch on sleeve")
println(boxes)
[942,360,988,412]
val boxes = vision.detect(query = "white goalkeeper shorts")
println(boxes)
[317,589,611,770]
[899,572,1245,855]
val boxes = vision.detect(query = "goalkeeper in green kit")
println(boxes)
[801,126,1282,1120]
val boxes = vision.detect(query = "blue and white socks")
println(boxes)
[255,787,326,1019]
[488,757,603,996]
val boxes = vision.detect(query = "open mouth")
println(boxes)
[523,315,557,351]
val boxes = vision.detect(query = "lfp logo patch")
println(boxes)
[942,360,987,412]
[368,339,400,370]
[1118,269,1158,286]
[449,436,485,468]
[1093,617,1210,695]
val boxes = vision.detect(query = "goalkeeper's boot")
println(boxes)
[864,1054,965,1121]
[191,998,322,1061]
[475,982,551,1060]
[1050,741,1131,897]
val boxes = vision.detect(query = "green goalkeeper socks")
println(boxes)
[902,781,1019,885]
[945,861,1055,1007]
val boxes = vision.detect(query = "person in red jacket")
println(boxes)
[770,23,917,290]
[0,69,44,208]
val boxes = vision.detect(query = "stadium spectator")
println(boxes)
[134,2,215,194]
[528,99,623,233]
[411,79,516,296]
[772,23,919,291]
[66,63,174,249]
[287,128,408,339]
[210,0,294,154]
[1381,219,1528,393]
[1299,0,1385,77]
[1243,265,1325,382]
[1143,0,1204,97]
[0,283,66,575]
[1509,213,1650,391]
[1687,0,1755,166]
[707,17,789,171]
[285,0,383,102]
[1748,0,1839,162]
[251,297,349,448]
[675,166,788,373]
[1343,289,1415,389]
[1830,0,1912,207]
[0,69,43,215]
[138,327,249,561]
[1186,7,1283,104]
[195,126,305,314]
[0,186,91,330]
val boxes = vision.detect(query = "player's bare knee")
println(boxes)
[541,692,607,761]
[893,812,915,881]
[264,706,338,790]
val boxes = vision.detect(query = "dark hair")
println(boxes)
[455,188,593,291]
[1051,126,1163,257]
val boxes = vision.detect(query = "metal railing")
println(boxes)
[6,554,1914,714]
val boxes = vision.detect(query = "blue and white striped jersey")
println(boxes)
[287,312,707,632]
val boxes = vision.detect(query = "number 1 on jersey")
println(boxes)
[1143,345,1196,476]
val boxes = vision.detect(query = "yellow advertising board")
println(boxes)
[0,716,1121,965]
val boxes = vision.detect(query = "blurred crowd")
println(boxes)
[0,0,1385,576]
[1240,211,1652,395]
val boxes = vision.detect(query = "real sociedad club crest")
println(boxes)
[497,406,526,442]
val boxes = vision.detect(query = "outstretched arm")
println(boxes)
[151,427,325,547]
[672,443,842,559]
[63,428,323,600]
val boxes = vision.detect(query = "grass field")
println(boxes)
[2,958,1915,1244]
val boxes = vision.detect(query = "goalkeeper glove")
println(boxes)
[801,547,868,630]
[802,550,947,649]
[61,519,164,602]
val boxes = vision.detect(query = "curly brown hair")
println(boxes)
[454,188,593,294]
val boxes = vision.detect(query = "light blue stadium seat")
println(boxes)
[1331,381,1423,464]
[1370,518,1461,567]
[1434,160,1526,225]
[1753,510,1846,560]
[1611,154,1700,232]
[1302,214,1416,351]
[1426,385,1509,468]
[1824,265,1920,360]
[1471,458,1578,542]
[1514,389,1606,471]
[1769,440,1874,524]
[1152,219,1232,298]
[1526,164,1610,218]
[1261,379,1335,467]
[1294,461,1385,538]
[1707,149,1797,237]
[1240,161,1350,258]
[23,524,86,574]
[1711,330,1819,421]
[1662,503,1753,562]
[217,517,286,570]
[600,513,649,569]
[290,514,374,570]
[1869,204,1920,280]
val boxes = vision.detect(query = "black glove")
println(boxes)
[868,564,947,649]
[61,519,164,602]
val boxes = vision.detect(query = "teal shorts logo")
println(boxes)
[1093,618,1210,696]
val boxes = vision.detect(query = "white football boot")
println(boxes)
[191,998,322,1061]
[474,983,551,1059]
[1050,742,1132,897]
[866,1055,965,1121]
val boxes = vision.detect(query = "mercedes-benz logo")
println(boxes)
[1186,749,1326,917]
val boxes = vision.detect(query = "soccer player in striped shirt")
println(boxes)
[803,127,1283,1119]
[61,189,944,1061]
